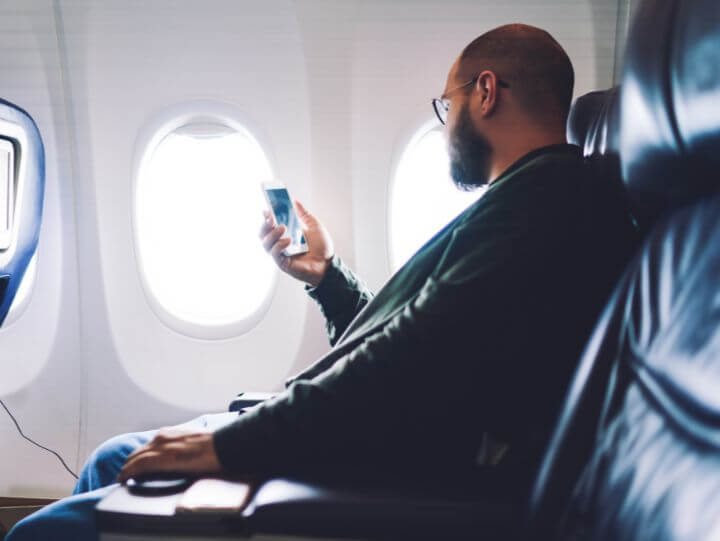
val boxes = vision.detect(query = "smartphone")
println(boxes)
[261,180,309,256]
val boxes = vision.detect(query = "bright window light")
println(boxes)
[389,125,484,271]
[136,123,276,328]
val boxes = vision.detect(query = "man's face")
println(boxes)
[443,61,493,190]
[447,103,492,190]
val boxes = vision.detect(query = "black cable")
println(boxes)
[0,397,78,480]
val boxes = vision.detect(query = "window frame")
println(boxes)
[131,101,279,340]
[0,119,29,268]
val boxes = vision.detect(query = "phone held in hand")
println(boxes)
[261,179,309,256]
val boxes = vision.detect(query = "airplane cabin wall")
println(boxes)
[0,0,619,498]
[0,0,82,497]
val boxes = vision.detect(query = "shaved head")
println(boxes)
[459,24,574,123]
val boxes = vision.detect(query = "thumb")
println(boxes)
[294,200,315,223]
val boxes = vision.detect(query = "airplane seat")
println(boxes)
[529,0,720,538]
[567,87,637,238]
[567,87,619,156]
[96,0,720,537]
[0,98,44,325]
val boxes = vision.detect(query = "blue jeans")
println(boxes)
[7,412,238,541]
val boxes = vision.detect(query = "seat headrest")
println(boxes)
[567,88,619,158]
[567,91,606,147]
[619,0,720,225]
[0,98,45,325]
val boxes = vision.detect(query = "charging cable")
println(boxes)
[0,398,78,479]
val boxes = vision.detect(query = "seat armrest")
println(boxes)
[97,474,520,540]
[246,477,517,540]
[228,392,276,412]
[97,481,252,537]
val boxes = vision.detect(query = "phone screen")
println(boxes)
[265,188,307,251]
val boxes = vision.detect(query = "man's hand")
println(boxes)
[117,431,222,483]
[260,200,334,287]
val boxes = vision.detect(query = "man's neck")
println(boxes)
[488,132,568,184]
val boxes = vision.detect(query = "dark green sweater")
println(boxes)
[214,144,637,485]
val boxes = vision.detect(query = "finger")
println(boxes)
[259,215,274,238]
[123,434,203,473]
[125,441,155,464]
[120,438,214,482]
[262,226,286,252]
[270,237,291,261]
[120,447,161,479]
[277,253,292,272]
[125,430,180,463]
[157,440,205,460]
[119,450,169,482]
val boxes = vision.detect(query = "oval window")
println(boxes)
[389,125,484,270]
[135,122,276,331]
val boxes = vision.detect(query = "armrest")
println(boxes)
[246,476,517,540]
[97,473,521,540]
[96,480,252,537]
[227,392,276,412]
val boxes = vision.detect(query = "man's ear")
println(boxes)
[476,70,499,116]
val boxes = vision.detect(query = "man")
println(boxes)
[9,24,636,540]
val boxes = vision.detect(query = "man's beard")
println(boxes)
[448,104,492,191]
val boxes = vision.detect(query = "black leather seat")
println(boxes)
[567,87,619,157]
[529,0,720,539]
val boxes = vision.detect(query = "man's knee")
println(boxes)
[90,432,153,473]
[89,432,148,469]
[75,431,155,494]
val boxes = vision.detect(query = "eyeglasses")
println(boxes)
[432,74,510,125]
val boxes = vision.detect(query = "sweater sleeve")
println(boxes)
[305,255,374,347]
[212,217,533,476]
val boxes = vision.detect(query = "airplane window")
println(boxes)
[3,252,37,326]
[389,124,484,271]
[135,122,277,331]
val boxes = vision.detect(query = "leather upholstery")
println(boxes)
[567,88,619,158]
[533,194,720,541]
[0,98,44,325]
[562,196,720,540]
[567,91,605,148]
[530,0,720,538]
[245,476,514,539]
[567,87,634,245]
[619,0,720,227]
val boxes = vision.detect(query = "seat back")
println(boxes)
[567,86,639,231]
[0,98,45,325]
[567,87,619,158]
[529,0,720,538]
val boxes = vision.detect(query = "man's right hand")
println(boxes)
[260,200,334,287]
